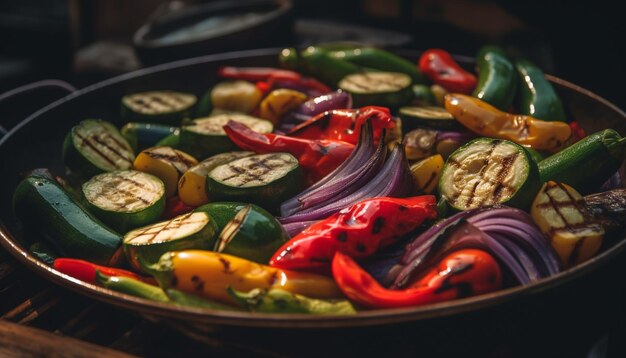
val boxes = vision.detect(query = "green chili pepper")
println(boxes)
[286,46,361,86]
[96,270,169,302]
[515,59,566,121]
[165,289,237,310]
[472,45,517,110]
[227,287,357,314]
[326,47,424,83]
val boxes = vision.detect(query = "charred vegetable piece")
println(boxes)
[439,138,540,211]
[123,212,218,272]
[538,129,626,194]
[531,181,604,267]
[133,146,198,198]
[121,91,196,125]
[120,122,180,152]
[206,152,304,213]
[178,151,254,207]
[210,80,263,114]
[143,250,342,305]
[258,88,308,124]
[96,271,169,302]
[82,170,165,233]
[193,201,247,232]
[179,113,273,159]
[472,45,517,110]
[583,189,626,233]
[228,288,356,314]
[13,175,122,265]
[515,59,566,122]
[215,205,288,264]
[445,93,572,153]
[338,72,413,108]
[62,119,135,178]
[399,106,463,131]
[410,154,445,195]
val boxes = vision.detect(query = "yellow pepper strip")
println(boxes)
[134,146,198,197]
[211,80,263,114]
[444,93,572,153]
[410,154,444,194]
[259,89,307,125]
[531,181,604,268]
[146,250,342,305]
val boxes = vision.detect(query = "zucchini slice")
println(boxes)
[338,72,412,108]
[133,146,198,198]
[206,152,304,213]
[123,211,218,272]
[211,80,263,114]
[531,181,604,267]
[120,122,180,152]
[179,113,273,159]
[399,106,462,131]
[62,119,135,178]
[82,170,166,233]
[121,91,196,125]
[193,201,247,231]
[178,151,254,207]
[214,204,289,264]
[439,138,540,211]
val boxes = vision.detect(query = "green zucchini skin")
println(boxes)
[121,122,180,152]
[155,133,181,147]
[214,205,289,264]
[82,170,166,233]
[193,201,247,231]
[120,91,197,125]
[13,176,122,265]
[62,119,135,179]
[472,46,517,110]
[327,47,424,83]
[399,106,463,132]
[298,47,361,86]
[539,129,626,194]
[515,59,566,121]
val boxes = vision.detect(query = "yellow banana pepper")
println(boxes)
[259,89,307,124]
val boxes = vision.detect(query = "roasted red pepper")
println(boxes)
[218,66,302,82]
[332,249,502,309]
[419,49,477,94]
[270,196,437,274]
[162,195,195,220]
[287,106,394,145]
[224,120,354,185]
[53,258,155,285]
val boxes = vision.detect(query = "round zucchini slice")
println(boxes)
[399,106,463,131]
[82,170,166,233]
[206,153,304,213]
[123,211,218,272]
[338,71,412,108]
[121,91,197,125]
[62,119,135,179]
[438,138,540,211]
[214,204,289,264]
[133,146,198,198]
[179,113,273,159]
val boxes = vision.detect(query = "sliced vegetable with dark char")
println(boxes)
[439,138,540,211]
[258,88,308,125]
[583,189,626,233]
[531,181,604,267]
[62,119,135,178]
[133,146,198,198]
[121,90,196,125]
[123,211,218,272]
[206,152,304,213]
[82,170,166,233]
[120,122,180,152]
[338,72,413,108]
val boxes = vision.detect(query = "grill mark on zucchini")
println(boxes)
[217,154,293,186]
[542,182,589,236]
[92,173,157,209]
[491,152,520,202]
[91,135,134,164]
[145,148,195,174]
[453,140,500,205]
[135,212,196,244]
[75,132,126,169]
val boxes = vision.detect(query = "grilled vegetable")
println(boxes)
[178,151,254,206]
[206,152,304,213]
[133,146,198,198]
[439,138,540,211]
[515,59,566,121]
[338,72,413,108]
[193,201,247,231]
[55,258,154,284]
[399,106,462,131]
[179,113,273,159]
[531,181,604,267]
[258,88,308,124]
[210,80,262,113]
[97,271,169,302]
[403,128,474,161]
[228,288,356,314]
[472,45,517,110]
[155,133,181,147]
[82,170,165,233]
[120,122,180,152]
[143,250,342,304]
[121,91,196,125]
[13,175,122,265]
[430,84,448,106]
[292,46,361,86]
[538,129,626,194]
[62,119,135,178]
[123,212,218,272]
[215,204,288,264]
[411,84,436,106]
[326,47,424,83]
[445,93,572,153]
[410,154,445,194]
[165,289,236,310]
[583,189,626,234]
[418,48,477,94]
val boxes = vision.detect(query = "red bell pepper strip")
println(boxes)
[287,106,394,145]
[53,258,156,285]
[419,49,477,94]
[162,195,195,220]
[224,120,354,185]
[569,121,587,143]
[332,249,502,309]
[218,66,302,82]
[270,196,437,274]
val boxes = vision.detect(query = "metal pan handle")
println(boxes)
[0,79,77,138]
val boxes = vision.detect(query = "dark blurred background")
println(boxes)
[0,0,623,109]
